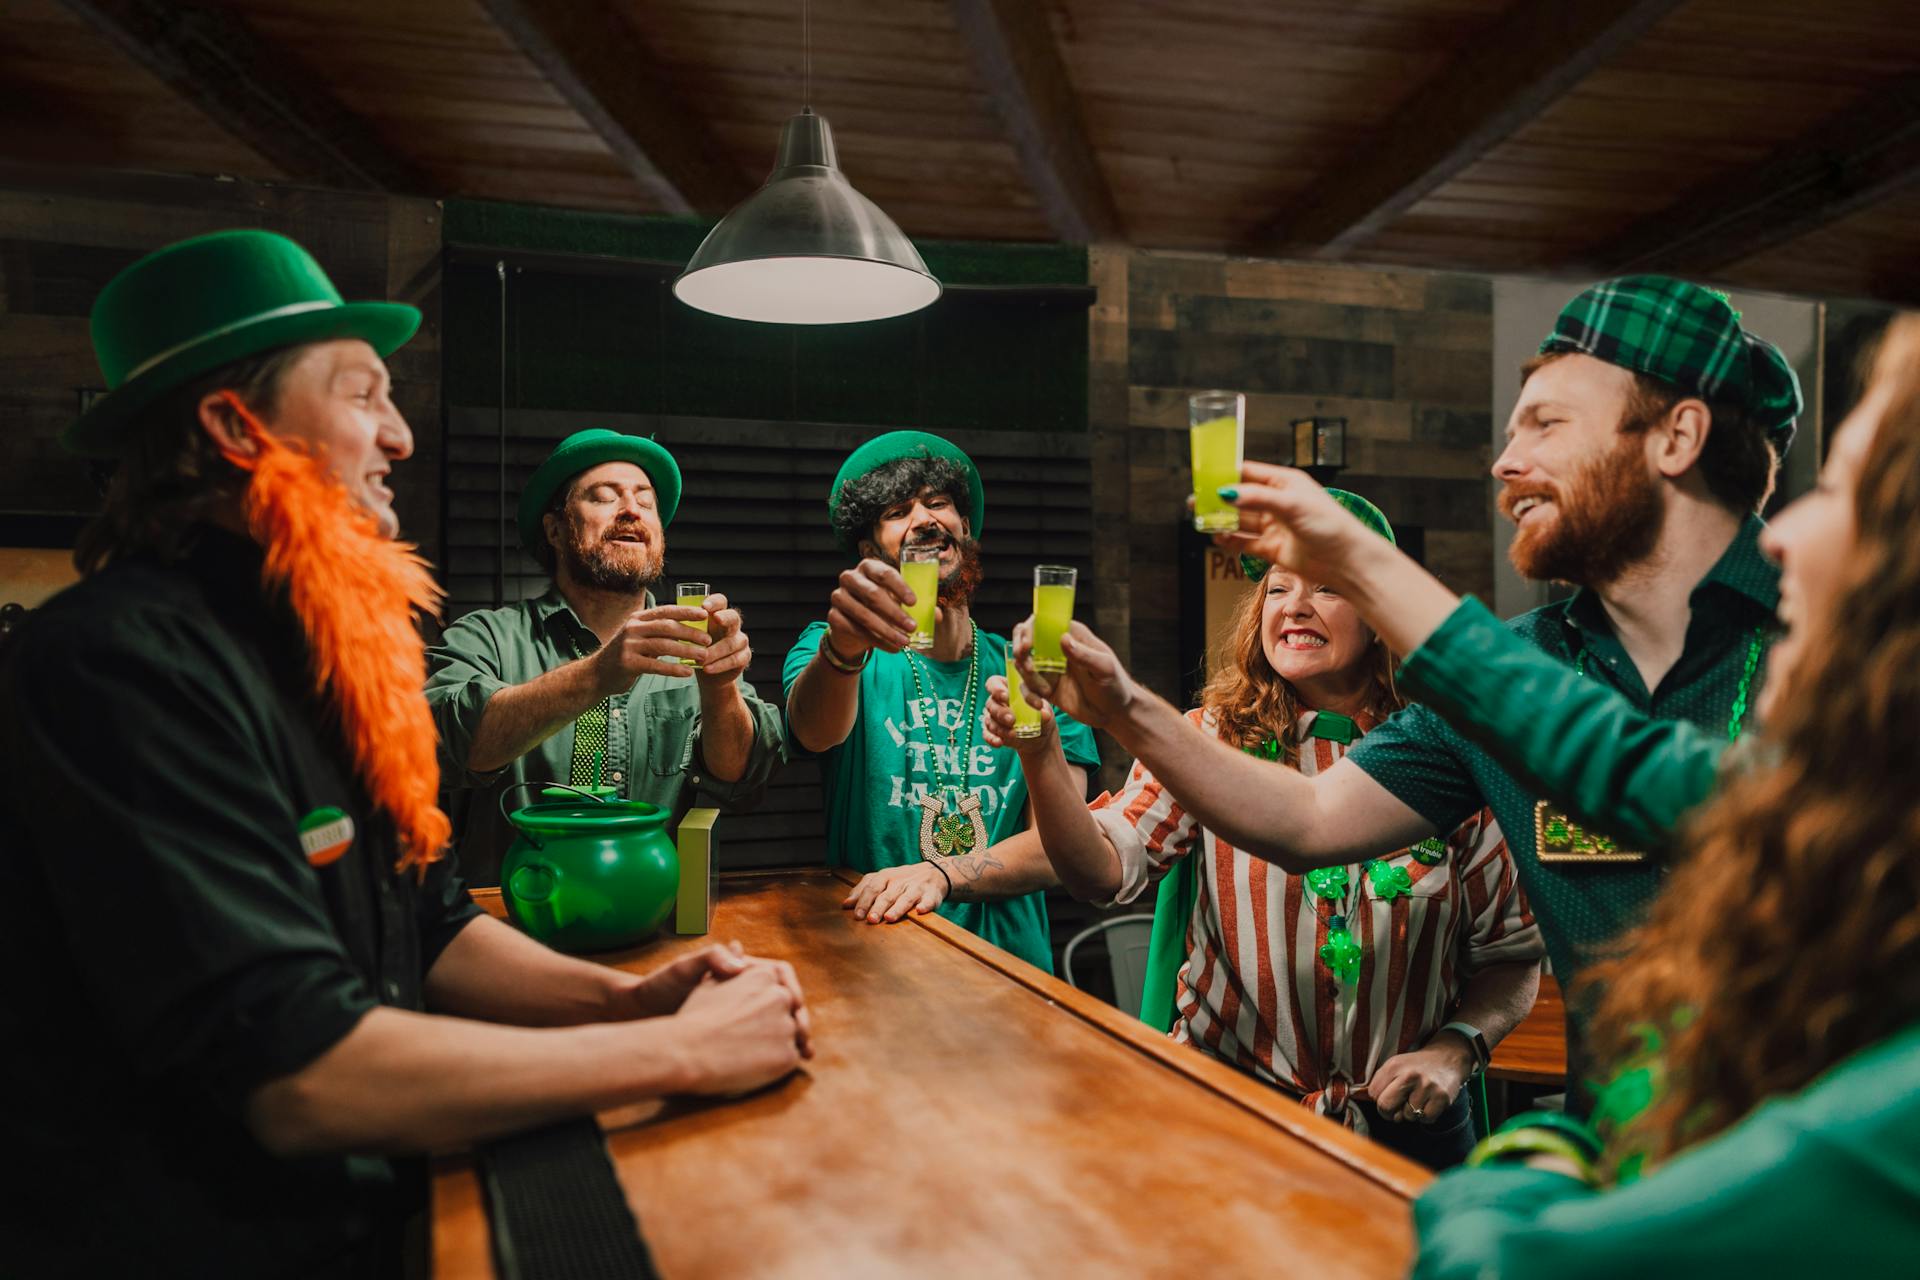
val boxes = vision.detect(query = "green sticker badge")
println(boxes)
[299,806,355,867]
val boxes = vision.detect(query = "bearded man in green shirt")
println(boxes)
[1013,277,1801,1087]
[784,431,1101,973]
[427,430,785,886]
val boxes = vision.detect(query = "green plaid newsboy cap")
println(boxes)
[1539,275,1802,455]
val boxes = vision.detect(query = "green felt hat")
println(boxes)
[1539,275,1802,455]
[517,429,683,555]
[827,430,984,553]
[1240,488,1394,581]
[64,229,421,458]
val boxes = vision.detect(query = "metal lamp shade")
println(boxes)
[673,110,941,325]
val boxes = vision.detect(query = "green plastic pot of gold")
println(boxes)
[497,783,680,953]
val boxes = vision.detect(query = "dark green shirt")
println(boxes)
[426,588,786,886]
[0,530,480,1278]
[1348,518,1778,994]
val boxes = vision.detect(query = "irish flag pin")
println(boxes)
[299,807,355,866]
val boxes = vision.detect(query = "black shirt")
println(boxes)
[0,530,480,1278]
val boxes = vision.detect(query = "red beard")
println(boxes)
[217,391,450,873]
[1502,429,1664,586]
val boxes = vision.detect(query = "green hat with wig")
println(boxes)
[64,229,421,458]
[1239,488,1394,581]
[518,429,683,555]
[827,430,984,553]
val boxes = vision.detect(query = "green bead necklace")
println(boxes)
[904,619,985,860]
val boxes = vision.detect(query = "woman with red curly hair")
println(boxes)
[871,491,1546,1169]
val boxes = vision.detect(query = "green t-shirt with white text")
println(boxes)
[783,622,1101,973]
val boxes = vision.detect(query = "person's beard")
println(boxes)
[1501,427,1664,586]
[561,515,663,593]
[898,526,985,607]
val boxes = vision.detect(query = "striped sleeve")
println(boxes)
[1085,712,1208,907]
[1450,809,1545,972]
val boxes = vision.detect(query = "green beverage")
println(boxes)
[1007,658,1043,739]
[1032,565,1076,674]
[901,550,939,651]
[1190,390,1245,532]
[677,582,709,665]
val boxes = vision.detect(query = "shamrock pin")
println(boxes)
[1367,861,1413,899]
[1319,923,1363,984]
[1305,865,1349,900]
[933,814,976,857]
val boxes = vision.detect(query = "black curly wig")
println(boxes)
[830,454,973,555]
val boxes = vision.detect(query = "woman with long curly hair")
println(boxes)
[872,491,1545,1169]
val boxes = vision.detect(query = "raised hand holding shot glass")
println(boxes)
[676,581,711,665]
[1190,390,1245,532]
[901,545,940,651]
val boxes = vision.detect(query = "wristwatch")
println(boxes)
[1438,1020,1490,1073]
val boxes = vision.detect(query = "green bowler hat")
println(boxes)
[518,429,683,555]
[827,429,984,553]
[1240,488,1394,582]
[65,229,421,458]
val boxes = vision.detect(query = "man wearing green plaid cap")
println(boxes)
[1008,276,1800,1109]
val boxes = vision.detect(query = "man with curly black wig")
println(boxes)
[783,431,1101,973]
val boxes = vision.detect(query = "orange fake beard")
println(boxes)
[217,391,450,873]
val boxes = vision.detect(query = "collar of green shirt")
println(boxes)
[529,585,659,657]
[1559,514,1778,644]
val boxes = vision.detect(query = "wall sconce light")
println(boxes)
[1290,416,1348,474]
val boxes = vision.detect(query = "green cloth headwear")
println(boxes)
[517,429,683,556]
[1238,488,1395,582]
[1539,275,1802,455]
[65,229,421,458]
[827,430,985,553]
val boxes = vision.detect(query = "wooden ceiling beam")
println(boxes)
[1593,72,1920,274]
[476,0,751,217]
[1253,0,1687,260]
[57,0,430,193]
[950,0,1124,244]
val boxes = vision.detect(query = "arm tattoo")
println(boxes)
[944,848,1006,901]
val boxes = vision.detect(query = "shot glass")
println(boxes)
[676,581,710,665]
[1031,565,1077,674]
[1189,390,1245,532]
[900,547,940,651]
[1007,657,1044,739]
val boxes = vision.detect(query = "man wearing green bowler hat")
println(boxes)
[426,429,785,887]
[0,231,811,1279]
[785,431,1102,973]
[1011,276,1799,1104]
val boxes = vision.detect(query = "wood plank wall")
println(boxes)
[444,408,1093,871]
[1098,250,1497,718]
[0,169,445,567]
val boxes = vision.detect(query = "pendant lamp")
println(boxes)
[673,107,942,325]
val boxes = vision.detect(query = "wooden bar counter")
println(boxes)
[434,871,1428,1277]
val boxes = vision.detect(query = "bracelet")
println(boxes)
[820,637,869,675]
[925,857,953,893]
[1500,1109,1603,1162]
[1465,1128,1599,1186]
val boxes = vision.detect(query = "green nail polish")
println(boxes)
[1217,485,1239,501]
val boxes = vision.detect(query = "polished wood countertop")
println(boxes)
[435,871,1427,1277]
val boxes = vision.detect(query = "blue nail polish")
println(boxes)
[1217,485,1239,501]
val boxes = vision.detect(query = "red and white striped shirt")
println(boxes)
[1088,708,1542,1130]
